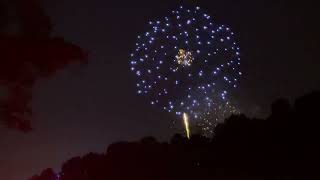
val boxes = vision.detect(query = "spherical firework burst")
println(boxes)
[130,5,241,136]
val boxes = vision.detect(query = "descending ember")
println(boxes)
[183,112,190,139]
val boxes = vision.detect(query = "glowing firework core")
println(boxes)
[183,113,191,139]
[176,49,194,67]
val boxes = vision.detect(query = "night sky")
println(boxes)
[0,0,319,179]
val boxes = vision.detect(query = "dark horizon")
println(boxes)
[29,90,320,180]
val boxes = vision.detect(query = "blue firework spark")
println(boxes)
[130,5,241,134]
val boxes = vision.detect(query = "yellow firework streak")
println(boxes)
[183,113,190,139]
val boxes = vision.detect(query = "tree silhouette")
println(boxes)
[28,168,57,180]
[0,0,87,132]
[29,91,320,179]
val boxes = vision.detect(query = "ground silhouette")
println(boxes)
[29,91,320,179]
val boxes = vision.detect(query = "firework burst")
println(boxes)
[130,5,241,136]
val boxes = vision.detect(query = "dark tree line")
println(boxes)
[29,91,320,180]
[0,0,87,132]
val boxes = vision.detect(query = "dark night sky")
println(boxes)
[0,0,319,179]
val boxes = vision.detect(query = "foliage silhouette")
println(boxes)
[0,0,87,132]
[29,91,320,179]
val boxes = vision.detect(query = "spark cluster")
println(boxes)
[130,5,241,135]
[176,49,194,67]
